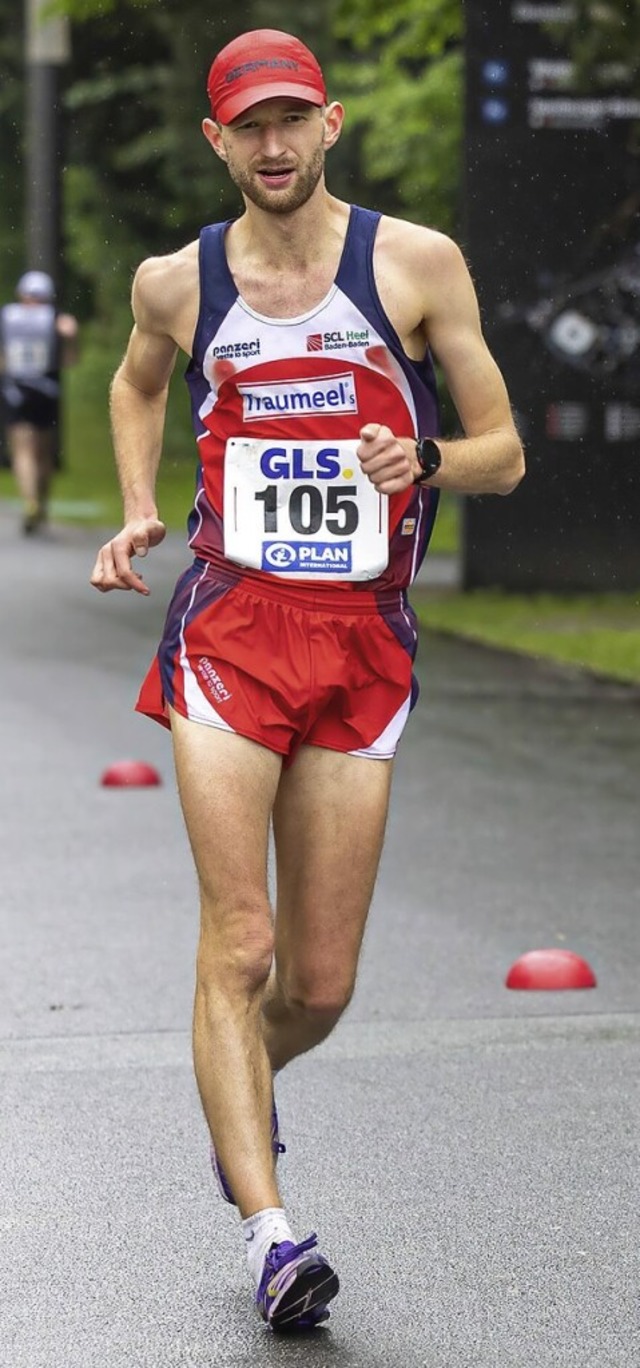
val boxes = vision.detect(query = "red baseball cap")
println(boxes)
[207,29,327,125]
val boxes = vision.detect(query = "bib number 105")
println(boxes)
[255,484,359,537]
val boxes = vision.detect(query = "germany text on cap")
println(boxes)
[207,30,327,125]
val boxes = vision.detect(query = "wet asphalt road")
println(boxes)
[1,507,639,1368]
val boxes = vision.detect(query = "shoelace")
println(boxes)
[267,1232,319,1275]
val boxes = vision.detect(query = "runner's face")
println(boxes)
[215,100,327,214]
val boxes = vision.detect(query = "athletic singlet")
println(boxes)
[184,204,440,592]
[0,303,59,400]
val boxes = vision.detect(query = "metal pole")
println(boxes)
[25,0,71,289]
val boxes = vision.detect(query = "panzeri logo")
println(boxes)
[306,329,370,353]
[196,656,232,702]
[211,339,261,360]
[238,374,357,421]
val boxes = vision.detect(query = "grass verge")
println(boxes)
[412,586,640,685]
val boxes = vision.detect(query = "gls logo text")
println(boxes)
[259,446,345,480]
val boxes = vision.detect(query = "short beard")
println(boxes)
[225,143,325,215]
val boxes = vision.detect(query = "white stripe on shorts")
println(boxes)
[347,690,412,760]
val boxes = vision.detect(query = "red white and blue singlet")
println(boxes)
[136,205,442,761]
[186,204,439,587]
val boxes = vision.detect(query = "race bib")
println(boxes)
[223,438,389,581]
[5,337,50,379]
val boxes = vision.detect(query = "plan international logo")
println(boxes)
[238,374,358,421]
[262,541,352,574]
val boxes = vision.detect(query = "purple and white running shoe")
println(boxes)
[256,1233,339,1331]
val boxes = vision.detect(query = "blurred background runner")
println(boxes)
[0,270,78,534]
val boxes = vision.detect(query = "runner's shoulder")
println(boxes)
[375,213,468,277]
[132,241,199,335]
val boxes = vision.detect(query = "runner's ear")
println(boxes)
[202,118,227,161]
[322,102,345,148]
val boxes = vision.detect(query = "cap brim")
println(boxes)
[214,82,325,125]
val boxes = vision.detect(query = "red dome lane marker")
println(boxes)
[506,948,597,991]
[100,760,162,788]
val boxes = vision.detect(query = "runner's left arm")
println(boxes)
[357,231,525,497]
[56,313,80,367]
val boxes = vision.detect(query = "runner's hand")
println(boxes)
[357,424,415,495]
[90,517,167,595]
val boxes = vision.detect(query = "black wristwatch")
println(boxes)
[414,436,442,484]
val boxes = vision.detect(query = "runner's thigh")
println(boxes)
[7,423,36,461]
[272,745,394,991]
[169,708,283,910]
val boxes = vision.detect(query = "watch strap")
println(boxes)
[414,437,442,484]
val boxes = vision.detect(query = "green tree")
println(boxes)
[4,0,464,322]
[331,0,463,232]
[50,0,348,320]
[549,0,640,88]
[0,3,28,301]
[548,0,640,258]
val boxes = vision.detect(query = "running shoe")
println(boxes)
[210,1100,285,1205]
[256,1233,339,1331]
[22,502,46,536]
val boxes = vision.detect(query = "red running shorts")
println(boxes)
[136,559,419,767]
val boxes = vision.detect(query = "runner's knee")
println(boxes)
[279,970,355,1024]
[197,898,274,997]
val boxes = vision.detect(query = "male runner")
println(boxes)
[0,271,78,533]
[91,28,524,1332]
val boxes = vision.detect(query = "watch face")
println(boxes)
[417,438,441,478]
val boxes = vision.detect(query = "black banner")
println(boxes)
[462,0,640,589]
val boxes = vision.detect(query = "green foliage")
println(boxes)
[332,0,463,231]
[334,50,462,229]
[334,0,459,50]
[548,0,640,89]
[2,0,466,319]
[0,4,26,300]
[5,0,637,326]
[64,165,137,325]
[46,0,153,15]
[55,5,239,317]
[47,0,354,318]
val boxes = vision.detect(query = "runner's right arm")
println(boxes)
[90,257,180,595]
